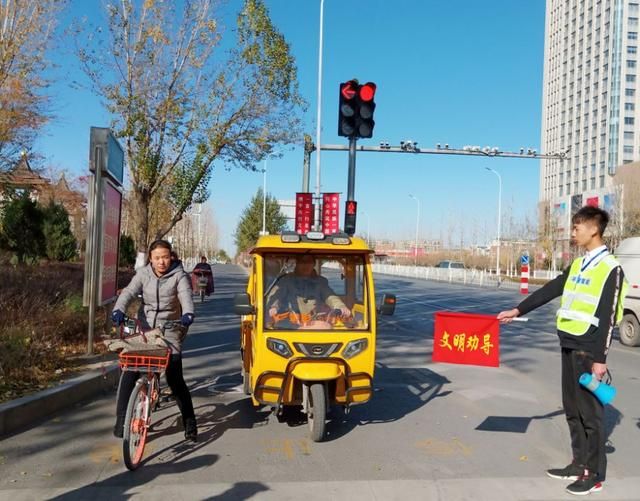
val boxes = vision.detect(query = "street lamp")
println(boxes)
[409,194,420,266]
[485,167,502,279]
[314,0,325,230]
[261,151,281,236]
[261,158,268,235]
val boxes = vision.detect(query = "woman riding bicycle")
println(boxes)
[111,239,198,442]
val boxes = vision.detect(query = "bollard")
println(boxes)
[520,263,529,294]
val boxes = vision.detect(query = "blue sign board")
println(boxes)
[520,254,529,266]
[90,127,124,186]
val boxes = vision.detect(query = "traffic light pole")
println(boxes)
[302,133,315,192]
[347,137,357,201]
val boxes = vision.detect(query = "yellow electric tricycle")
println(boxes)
[234,231,395,441]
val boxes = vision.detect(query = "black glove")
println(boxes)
[112,309,125,325]
[181,313,194,327]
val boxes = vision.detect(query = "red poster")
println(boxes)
[586,196,599,207]
[295,192,313,234]
[432,311,500,367]
[322,192,340,235]
[101,182,122,304]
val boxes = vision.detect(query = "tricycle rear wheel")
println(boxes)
[308,383,326,442]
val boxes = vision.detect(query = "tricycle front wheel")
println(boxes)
[308,383,326,442]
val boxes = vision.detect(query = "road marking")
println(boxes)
[262,438,311,460]
[415,437,473,457]
[89,441,122,464]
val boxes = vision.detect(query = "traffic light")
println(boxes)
[338,80,377,139]
[344,200,357,235]
[338,80,358,137]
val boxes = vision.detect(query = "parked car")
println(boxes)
[615,237,640,346]
[436,260,465,269]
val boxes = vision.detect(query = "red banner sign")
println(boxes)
[322,192,340,234]
[101,181,122,304]
[432,311,500,367]
[295,192,313,234]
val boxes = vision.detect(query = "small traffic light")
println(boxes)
[338,80,377,139]
[344,200,357,235]
[338,80,358,137]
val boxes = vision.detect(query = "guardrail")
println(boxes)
[371,264,560,290]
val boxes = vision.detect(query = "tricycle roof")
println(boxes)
[250,232,372,255]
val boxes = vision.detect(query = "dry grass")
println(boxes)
[0,263,134,402]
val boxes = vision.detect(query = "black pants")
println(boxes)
[561,347,606,481]
[116,354,195,423]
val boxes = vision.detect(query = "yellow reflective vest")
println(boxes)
[557,254,627,336]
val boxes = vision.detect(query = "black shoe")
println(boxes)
[113,416,124,438]
[566,471,603,496]
[546,462,583,480]
[184,417,197,442]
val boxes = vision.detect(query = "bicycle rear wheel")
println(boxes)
[123,378,150,470]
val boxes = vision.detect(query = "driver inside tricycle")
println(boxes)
[264,252,369,331]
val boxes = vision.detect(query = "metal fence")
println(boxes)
[371,264,560,290]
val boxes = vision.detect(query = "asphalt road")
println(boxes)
[1,264,640,500]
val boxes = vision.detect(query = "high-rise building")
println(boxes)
[540,0,639,239]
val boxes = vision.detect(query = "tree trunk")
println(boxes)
[131,189,151,252]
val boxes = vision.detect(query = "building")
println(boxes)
[540,0,640,240]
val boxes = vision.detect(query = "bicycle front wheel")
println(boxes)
[123,378,150,470]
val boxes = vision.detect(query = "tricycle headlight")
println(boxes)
[266,337,293,358]
[342,338,368,359]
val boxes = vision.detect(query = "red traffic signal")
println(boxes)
[359,82,376,102]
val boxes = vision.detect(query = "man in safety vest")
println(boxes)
[498,206,627,496]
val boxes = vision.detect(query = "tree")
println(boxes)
[42,200,77,261]
[0,0,63,166]
[74,0,304,251]
[215,249,231,263]
[234,188,286,253]
[0,192,44,263]
[119,234,136,268]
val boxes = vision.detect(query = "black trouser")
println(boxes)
[561,347,606,481]
[116,354,195,424]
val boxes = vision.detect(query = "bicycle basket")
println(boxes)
[197,277,208,286]
[119,348,170,372]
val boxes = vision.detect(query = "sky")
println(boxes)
[34,0,547,254]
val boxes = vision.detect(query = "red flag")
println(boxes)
[432,311,500,367]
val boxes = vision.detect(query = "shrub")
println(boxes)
[0,193,45,263]
[42,201,78,261]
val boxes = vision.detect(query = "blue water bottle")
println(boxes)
[579,373,617,405]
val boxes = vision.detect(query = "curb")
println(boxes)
[0,361,121,437]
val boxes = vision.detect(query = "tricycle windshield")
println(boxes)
[263,253,369,331]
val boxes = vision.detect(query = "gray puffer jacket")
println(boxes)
[114,261,194,353]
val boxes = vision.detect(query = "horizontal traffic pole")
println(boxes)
[318,144,566,160]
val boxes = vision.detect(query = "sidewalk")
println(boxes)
[0,354,120,437]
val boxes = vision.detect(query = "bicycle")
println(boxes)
[106,317,174,470]
[192,269,212,303]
